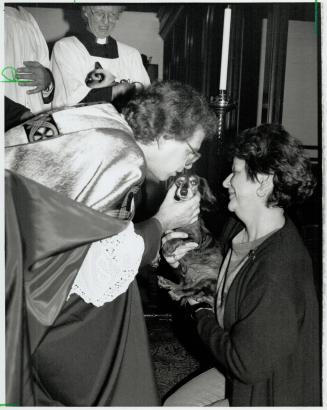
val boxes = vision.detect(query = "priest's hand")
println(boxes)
[16,61,52,94]
[154,183,200,232]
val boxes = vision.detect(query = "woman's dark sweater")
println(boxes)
[195,216,321,406]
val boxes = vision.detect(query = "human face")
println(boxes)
[85,6,121,38]
[145,127,205,181]
[223,157,262,218]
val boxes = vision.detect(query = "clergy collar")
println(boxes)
[75,29,119,59]
[96,37,107,45]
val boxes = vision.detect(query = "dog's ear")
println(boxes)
[167,176,176,190]
[198,177,216,208]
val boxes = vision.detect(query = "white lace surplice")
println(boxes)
[68,222,144,306]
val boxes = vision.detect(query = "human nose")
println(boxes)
[223,173,232,188]
[102,13,109,24]
[184,155,200,170]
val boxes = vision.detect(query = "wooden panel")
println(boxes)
[184,5,206,91]
[261,4,289,123]
[158,5,184,39]
[163,30,173,79]
[237,4,264,132]
[203,4,225,98]
[174,12,188,82]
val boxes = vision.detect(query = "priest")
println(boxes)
[5,81,217,406]
[51,5,150,109]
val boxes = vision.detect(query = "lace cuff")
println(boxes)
[68,222,144,306]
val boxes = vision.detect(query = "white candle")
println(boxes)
[219,6,232,90]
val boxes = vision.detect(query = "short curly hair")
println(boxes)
[232,123,316,208]
[122,81,217,144]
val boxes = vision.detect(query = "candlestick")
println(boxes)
[209,90,236,194]
[219,6,231,90]
[210,90,235,143]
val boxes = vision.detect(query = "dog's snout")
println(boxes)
[180,186,189,197]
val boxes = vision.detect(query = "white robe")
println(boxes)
[51,36,151,109]
[5,6,51,114]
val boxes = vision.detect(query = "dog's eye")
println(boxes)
[189,177,199,186]
[175,177,186,186]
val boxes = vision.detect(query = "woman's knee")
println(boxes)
[163,368,226,407]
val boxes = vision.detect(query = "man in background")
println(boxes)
[5,6,55,115]
[51,5,150,109]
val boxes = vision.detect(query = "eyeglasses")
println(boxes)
[90,9,120,22]
[185,140,201,167]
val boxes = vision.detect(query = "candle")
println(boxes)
[219,6,232,90]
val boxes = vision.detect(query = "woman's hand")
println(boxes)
[184,297,214,320]
[161,230,198,268]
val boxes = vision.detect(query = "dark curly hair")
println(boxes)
[122,81,217,144]
[232,123,316,208]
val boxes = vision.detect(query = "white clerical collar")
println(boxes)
[96,37,107,45]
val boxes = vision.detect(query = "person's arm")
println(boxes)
[128,50,151,86]
[134,218,162,267]
[194,263,300,384]
[41,68,55,103]
[152,183,200,232]
[51,39,94,107]
[83,69,137,104]
[79,86,113,104]
[16,61,54,103]
[5,97,33,132]
[15,9,54,102]
[81,78,134,104]
[134,183,201,267]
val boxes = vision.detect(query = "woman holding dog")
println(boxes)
[164,124,320,406]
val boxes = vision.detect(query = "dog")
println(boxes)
[158,172,223,306]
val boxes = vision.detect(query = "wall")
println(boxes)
[113,12,163,80]
[24,6,163,80]
[282,20,318,156]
